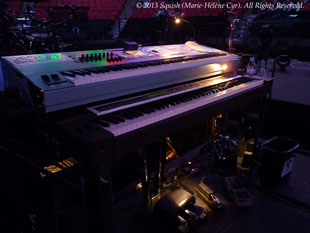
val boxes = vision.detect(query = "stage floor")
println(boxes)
[112,144,310,233]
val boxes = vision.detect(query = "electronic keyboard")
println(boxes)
[1,42,239,112]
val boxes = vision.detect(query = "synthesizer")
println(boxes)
[1,42,239,112]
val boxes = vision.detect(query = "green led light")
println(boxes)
[50,53,61,61]
[36,54,46,61]
[148,91,170,98]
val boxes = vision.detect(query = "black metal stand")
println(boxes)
[139,147,150,206]
[153,139,166,197]
[139,139,167,207]
[97,162,115,233]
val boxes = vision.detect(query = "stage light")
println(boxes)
[221,64,228,71]
[175,17,181,24]
[174,17,196,41]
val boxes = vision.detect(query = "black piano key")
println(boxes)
[146,107,156,112]
[151,103,163,110]
[61,71,76,77]
[125,64,134,69]
[77,70,87,76]
[117,113,134,120]
[96,120,110,127]
[109,66,119,71]
[168,100,177,106]
[129,110,144,117]
[85,68,100,74]
[137,108,152,114]
[122,111,139,118]
[160,102,169,108]
[98,68,109,73]
[72,70,85,76]
[155,103,166,110]
[102,117,120,124]
[110,115,125,122]
[122,65,131,70]
[81,70,91,75]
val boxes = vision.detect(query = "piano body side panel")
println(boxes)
[55,119,116,169]
[113,82,269,163]
[0,58,37,109]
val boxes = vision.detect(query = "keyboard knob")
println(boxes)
[98,53,102,60]
[90,54,94,61]
[51,74,60,81]
[41,75,51,83]
[85,54,89,62]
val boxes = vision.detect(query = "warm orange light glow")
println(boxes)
[175,18,181,24]
[221,64,228,71]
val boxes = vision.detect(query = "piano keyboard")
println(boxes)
[63,53,227,86]
[92,77,264,136]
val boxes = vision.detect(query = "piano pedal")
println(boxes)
[166,137,178,161]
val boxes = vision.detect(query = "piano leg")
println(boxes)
[139,147,150,206]
[139,139,166,207]
[153,139,166,197]
[97,162,114,233]
[84,162,115,233]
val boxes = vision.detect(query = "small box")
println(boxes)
[122,41,138,51]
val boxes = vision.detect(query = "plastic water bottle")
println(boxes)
[247,57,256,76]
